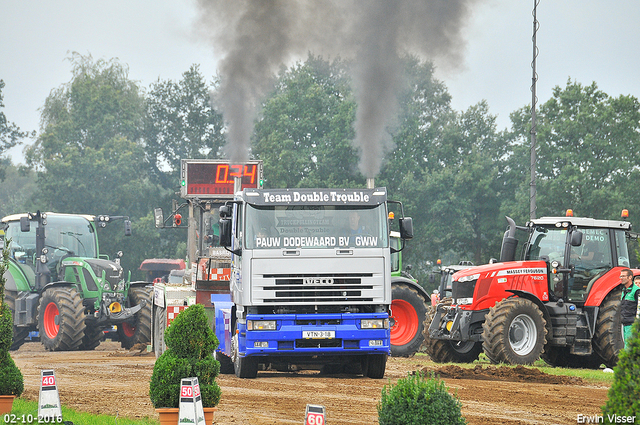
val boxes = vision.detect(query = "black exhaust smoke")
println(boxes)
[195,0,476,175]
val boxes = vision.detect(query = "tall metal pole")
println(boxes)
[530,0,539,220]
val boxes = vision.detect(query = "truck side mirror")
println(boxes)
[154,208,164,228]
[219,218,232,247]
[219,205,232,218]
[124,220,132,236]
[571,230,583,247]
[20,217,30,232]
[399,217,413,240]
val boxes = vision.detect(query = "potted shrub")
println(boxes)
[0,243,24,414]
[378,371,466,425]
[149,304,221,425]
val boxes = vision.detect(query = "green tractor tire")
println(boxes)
[117,286,153,349]
[38,286,86,351]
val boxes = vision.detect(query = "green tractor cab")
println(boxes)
[1,211,151,351]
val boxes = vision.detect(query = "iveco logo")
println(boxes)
[303,278,334,285]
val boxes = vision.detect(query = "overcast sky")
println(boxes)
[2,1,639,165]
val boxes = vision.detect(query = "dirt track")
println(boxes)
[10,341,611,425]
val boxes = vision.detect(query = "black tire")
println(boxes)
[232,332,258,378]
[482,297,547,365]
[422,306,482,363]
[5,290,31,351]
[79,325,104,350]
[153,305,166,358]
[390,282,429,357]
[363,354,387,379]
[593,287,624,368]
[541,346,604,369]
[215,351,235,374]
[38,286,86,351]
[118,286,153,349]
[424,338,483,363]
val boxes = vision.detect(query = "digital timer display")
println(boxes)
[181,161,262,198]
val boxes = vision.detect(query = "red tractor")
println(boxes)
[425,211,636,368]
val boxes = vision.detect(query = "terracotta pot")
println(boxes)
[203,407,217,425]
[156,407,180,425]
[0,395,16,415]
[156,406,217,425]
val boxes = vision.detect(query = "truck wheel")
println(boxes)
[5,290,31,351]
[422,306,482,363]
[390,283,429,357]
[593,287,624,368]
[38,287,86,351]
[153,306,166,358]
[118,286,153,349]
[363,354,387,379]
[482,298,547,365]
[79,325,104,350]
[215,351,235,374]
[232,332,258,378]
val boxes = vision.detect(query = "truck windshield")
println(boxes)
[5,215,98,267]
[244,204,388,249]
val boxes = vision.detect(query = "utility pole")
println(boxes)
[530,0,539,220]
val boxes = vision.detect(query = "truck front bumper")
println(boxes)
[239,313,390,357]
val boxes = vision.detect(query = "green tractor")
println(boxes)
[1,211,152,351]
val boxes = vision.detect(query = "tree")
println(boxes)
[396,101,508,278]
[143,65,226,188]
[253,54,361,188]
[0,80,31,181]
[507,80,640,219]
[0,160,37,218]
[24,53,162,274]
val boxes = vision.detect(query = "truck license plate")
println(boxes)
[303,331,335,339]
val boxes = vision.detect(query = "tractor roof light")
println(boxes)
[622,209,629,219]
[388,212,395,220]
[566,209,574,217]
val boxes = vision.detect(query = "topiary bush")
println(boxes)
[0,242,24,396]
[149,304,221,408]
[377,371,466,425]
[601,318,640,422]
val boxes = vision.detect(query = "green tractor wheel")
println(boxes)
[37,286,86,351]
[117,286,153,349]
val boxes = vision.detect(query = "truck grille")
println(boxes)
[260,273,374,303]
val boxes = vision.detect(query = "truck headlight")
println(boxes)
[361,319,388,329]
[247,320,277,331]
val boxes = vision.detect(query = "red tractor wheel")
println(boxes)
[390,282,428,357]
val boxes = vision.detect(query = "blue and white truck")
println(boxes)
[215,186,413,378]
[151,160,415,378]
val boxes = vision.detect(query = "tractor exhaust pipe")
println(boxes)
[366,178,375,189]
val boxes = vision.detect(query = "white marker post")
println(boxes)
[38,370,62,423]
[178,377,206,425]
[305,404,326,425]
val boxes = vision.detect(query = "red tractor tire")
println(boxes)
[37,287,86,351]
[593,287,624,368]
[390,282,429,357]
[482,297,547,365]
